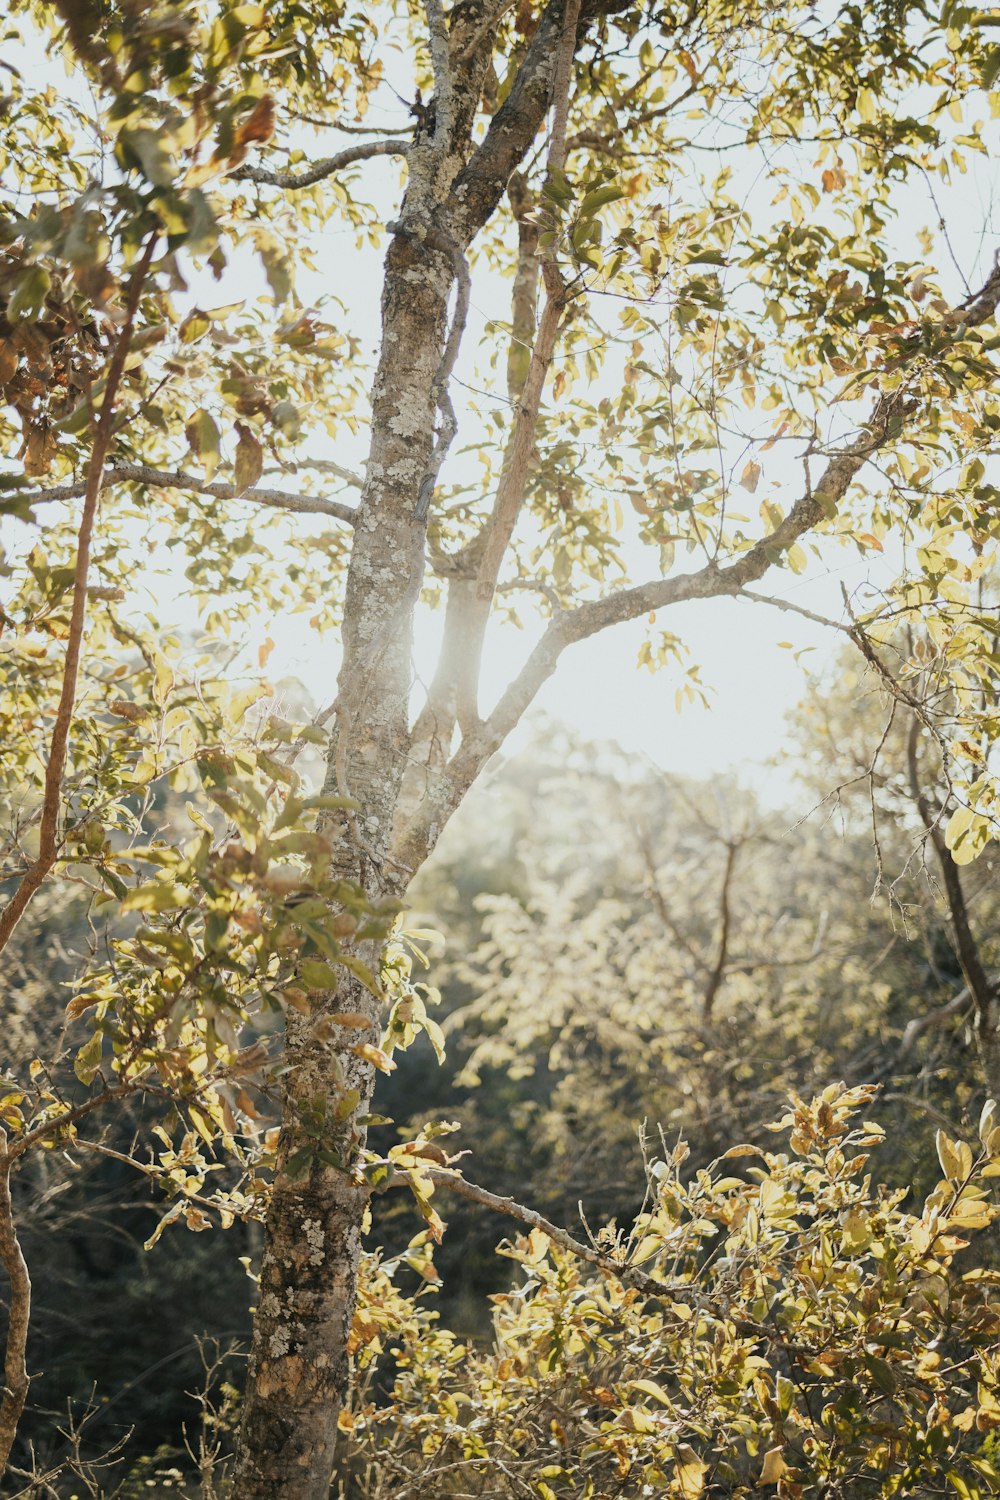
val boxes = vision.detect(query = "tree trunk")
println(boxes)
[233,5,581,1487]
[233,223,453,1500]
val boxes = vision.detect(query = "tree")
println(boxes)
[0,0,999,1493]
[415,721,998,1241]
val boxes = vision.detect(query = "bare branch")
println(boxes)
[738,588,854,636]
[231,138,406,190]
[287,109,412,136]
[545,0,582,177]
[409,227,472,521]
[701,840,739,1022]
[277,457,364,491]
[16,462,358,526]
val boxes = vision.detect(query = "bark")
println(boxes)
[906,718,1000,1099]
[0,1139,30,1480]
[233,215,452,1500]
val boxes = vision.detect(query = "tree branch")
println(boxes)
[0,1135,30,1481]
[738,588,854,636]
[447,0,573,239]
[545,0,582,177]
[15,463,358,526]
[906,716,1000,1095]
[0,233,158,959]
[397,1167,817,1356]
[702,840,739,1022]
[230,138,406,190]
[423,0,456,149]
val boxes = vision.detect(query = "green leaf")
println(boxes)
[117,126,175,188]
[7,265,51,322]
[186,410,222,481]
[74,1031,104,1085]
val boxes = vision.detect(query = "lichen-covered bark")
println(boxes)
[233,221,453,1499]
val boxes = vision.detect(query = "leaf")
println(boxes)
[271,400,301,439]
[65,992,100,1021]
[352,1043,396,1074]
[936,1129,963,1183]
[856,87,878,124]
[740,459,762,493]
[631,1378,672,1405]
[675,1448,708,1498]
[117,126,175,188]
[186,410,222,480]
[300,958,339,992]
[120,881,191,913]
[578,183,625,219]
[74,1031,104,1085]
[233,94,276,155]
[760,1447,789,1485]
[7,265,51,323]
[234,422,263,494]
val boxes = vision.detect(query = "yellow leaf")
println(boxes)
[631,1378,673,1406]
[675,1447,708,1498]
[352,1043,396,1074]
[760,1447,789,1485]
[856,87,878,123]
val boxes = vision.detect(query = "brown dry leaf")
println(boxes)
[282,987,311,1015]
[739,458,762,493]
[234,422,263,494]
[235,1088,265,1121]
[234,94,276,152]
[23,423,57,477]
[65,993,99,1021]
